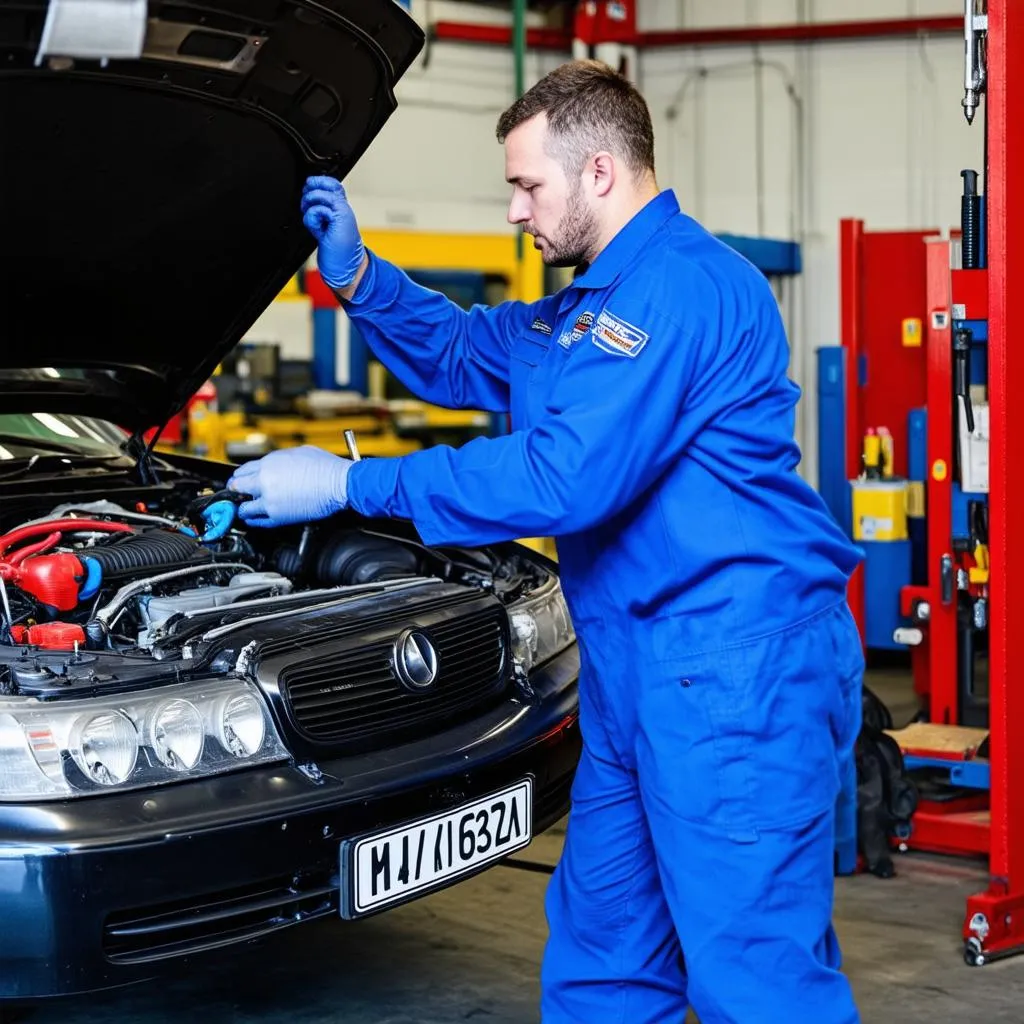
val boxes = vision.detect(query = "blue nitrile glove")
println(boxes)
[201,499,237,542]
[186,489,252,542]
[227,446,353,528]
[301,176,365,289]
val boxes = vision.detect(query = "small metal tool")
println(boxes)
[344,429,362,462]
[297,430,360,574]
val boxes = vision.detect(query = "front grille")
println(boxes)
[277,601,510,750]
[103,873,336,964]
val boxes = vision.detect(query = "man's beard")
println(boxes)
[536,185,599,268]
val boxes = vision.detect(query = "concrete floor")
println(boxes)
[19,663,1024,1023]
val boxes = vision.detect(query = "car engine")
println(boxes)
[0,494,557,698]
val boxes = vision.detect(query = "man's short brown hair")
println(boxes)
[496,60,655,179]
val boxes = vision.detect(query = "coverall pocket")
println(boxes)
[638,606,853,835]
[725,624,848,830]
[510,333,548,367]
[636,650,761,841]
[509,334,548,430]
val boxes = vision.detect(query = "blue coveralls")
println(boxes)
[344,190,865,1023]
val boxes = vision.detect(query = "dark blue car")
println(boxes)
[0,0,579,1002]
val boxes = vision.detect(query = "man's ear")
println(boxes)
[588,151,615,198]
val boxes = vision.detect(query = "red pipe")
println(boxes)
[432,22,571,51]
[637,16,961,48]
[431,16,961,51]
[0,519,133,557]
[7,532,61,566]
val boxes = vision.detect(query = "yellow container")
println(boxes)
[851,480,909,542]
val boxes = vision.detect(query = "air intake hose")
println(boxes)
[85,530,210,578]
[315,534,420,585]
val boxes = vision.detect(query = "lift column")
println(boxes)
[963,0,1024,966]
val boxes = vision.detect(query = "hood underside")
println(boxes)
[0,0,423,431]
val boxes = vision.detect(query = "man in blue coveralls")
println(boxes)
[230,61,865,1023]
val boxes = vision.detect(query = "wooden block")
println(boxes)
[885,722,989,758]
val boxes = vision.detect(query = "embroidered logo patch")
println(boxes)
[530,317,553,336]
[557,310,594,350]
[591,308,649,358]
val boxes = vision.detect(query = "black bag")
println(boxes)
[855,687,919,877]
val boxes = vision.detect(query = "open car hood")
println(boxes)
[0,0,423,432]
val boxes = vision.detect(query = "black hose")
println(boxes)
[85,530,209,578]
[314,534,420,585]
[274,545,304,578]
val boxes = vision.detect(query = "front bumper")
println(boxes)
[0,647,579,1000]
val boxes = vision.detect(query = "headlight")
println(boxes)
[216,693,265,758]
[0,679,287,801]
[509,577,575,673]
[151,699,204,771]
[70,710,139,786]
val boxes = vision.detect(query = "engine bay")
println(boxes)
[0,489,553,698]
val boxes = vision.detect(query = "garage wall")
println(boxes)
[294,1,983,486]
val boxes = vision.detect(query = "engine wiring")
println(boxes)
[0,492,556,695]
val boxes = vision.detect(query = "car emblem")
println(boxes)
[393,629,439,692]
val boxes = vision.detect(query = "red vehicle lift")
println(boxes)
[824,0,1021,965]
[961,0,1024,967]
[902,0,1024,966]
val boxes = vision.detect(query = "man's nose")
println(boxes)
[507,193,528,225]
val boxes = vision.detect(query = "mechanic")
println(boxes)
[229,60,865,1024]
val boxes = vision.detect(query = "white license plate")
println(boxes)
[340,778,533,918]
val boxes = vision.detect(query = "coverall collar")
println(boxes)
[571,189,681,291]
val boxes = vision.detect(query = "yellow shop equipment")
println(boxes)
[851,480,909,542]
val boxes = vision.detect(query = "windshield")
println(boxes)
[0,413,126,459]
